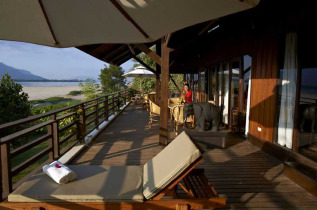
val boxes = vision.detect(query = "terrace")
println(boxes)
[1,0,317,209]
[1,97,316,209]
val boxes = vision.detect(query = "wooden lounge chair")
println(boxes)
[1,132,226,210]
[149,99,160,127]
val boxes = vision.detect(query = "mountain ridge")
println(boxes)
[0,62,47,80]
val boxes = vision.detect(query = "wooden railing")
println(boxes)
[0,89,132,200]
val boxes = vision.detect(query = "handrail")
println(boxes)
[0,88,135,200]
[0,90,126,131]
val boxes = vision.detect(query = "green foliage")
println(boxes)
[0,73,31,149]
[79,78,101,100]
[0,73,31,125]
[68,90,83,96]
[30,97,71,105]
[99,64,125,94]
[131,77,156,93]
[131,46,184,94]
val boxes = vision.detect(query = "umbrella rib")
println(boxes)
[109,0,149,39]
[38,0,59,46]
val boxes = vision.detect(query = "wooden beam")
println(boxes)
[156,42,161,104]
[127,44,135,55]
[243,66,251,75]
[169,75,181,93]
[159,38,170,145]
[109,0,149,39]
[132,55,156,74]
[134,44,161,66]
[166,33,172,47]
[198,19,218,36]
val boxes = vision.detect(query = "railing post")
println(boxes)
[95,99,99,129]
[104,96,109,120]
[1,141,12,198]
[112,94,115,115]
[78,104,86,143]
[51,114,60,160]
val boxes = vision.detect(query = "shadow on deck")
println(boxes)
[71,104,317,209]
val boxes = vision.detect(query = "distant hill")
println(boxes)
[0,62,47,81]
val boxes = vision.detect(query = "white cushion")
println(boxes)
[9,165,143,202]
[143,131,201,199]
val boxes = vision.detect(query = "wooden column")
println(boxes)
[220,63,225,110]
[215,67,219,106]
[159,38,170,145]
[198,70,201,102]
[228,62,233,130]
[155,42,161,104]
[238,57,244,132]
[1,142,12,198]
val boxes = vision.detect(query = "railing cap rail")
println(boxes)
[0,90,128,131]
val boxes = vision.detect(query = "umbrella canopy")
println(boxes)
[0,0,260,47]
[123,66,154,78]
[123,66,154,92]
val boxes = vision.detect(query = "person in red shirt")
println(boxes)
[183,84,193,103]
[182,84,194,126]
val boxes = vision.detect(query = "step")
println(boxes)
[283,161,317,197]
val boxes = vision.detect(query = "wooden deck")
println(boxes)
[71,104,317,209]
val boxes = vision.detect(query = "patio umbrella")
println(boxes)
[123,66,154,92]
[0,0,260,47]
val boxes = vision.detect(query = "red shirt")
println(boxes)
[184,91,193,103]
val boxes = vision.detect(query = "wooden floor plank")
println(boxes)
[70,104,317,209]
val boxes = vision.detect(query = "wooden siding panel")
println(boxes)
[249,35,279,143]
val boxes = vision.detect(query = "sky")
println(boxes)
[0,40,134,80]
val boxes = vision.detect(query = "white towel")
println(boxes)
[43,161,77,184]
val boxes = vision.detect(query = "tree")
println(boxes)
[0,73,31,149]
[99,64,125,94]
[79,78,101,100]
[0,73,31,125]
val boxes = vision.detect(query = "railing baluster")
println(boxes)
[118,92,121,109]
[95,99,99,129]
[78,104,86,143]
[104,96,109,120]
[47,122,54,161]
[1,141,12,198]
[51,114,60,160]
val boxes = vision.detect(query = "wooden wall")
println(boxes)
[249,35,279,143]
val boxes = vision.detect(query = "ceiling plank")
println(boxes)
[101,45,127,61]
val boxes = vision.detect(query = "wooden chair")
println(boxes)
[168,97,180,123]
[149,99,160,127]
[171,104,195,135]
[2,132,226,210]
[143,93,156,111]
